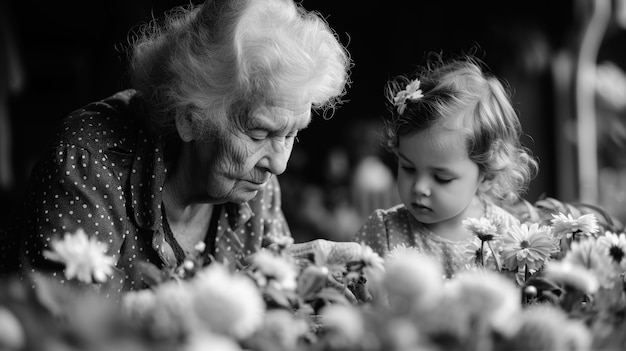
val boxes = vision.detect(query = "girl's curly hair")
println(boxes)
[382,53,538,204]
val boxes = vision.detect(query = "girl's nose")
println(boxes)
[413,177,431,197]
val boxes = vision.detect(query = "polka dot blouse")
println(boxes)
[0,90,291,291]
[353,201,520,278]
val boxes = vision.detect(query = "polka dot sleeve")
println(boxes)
[18,143,126,276]
[353,209,390,258]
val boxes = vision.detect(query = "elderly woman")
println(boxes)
[0,0,350,290]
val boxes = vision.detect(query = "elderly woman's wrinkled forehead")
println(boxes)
[239,98,312,130]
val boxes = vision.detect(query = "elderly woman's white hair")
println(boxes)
[129,0,351,138]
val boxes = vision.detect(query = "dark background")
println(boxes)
[2,0,625,239]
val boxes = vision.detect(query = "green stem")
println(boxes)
[524,264,530,282]
[487,241,501,272]
[481,240,486,267]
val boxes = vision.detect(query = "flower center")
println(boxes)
[478,233,496,241]
[474,248,484,265]
[520,240,530,249]
[609,245,625,263]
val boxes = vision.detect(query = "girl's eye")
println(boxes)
[400,164,415,172]
[435,175,454,184]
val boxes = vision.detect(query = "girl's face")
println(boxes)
[184,101,311,204]
[396,127,484,229]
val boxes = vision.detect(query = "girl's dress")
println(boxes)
[353,201,519,277]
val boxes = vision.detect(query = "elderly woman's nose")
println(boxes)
[260,141,291,175]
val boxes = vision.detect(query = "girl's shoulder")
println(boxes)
[367,204,412,223]
[484,200,521,229]
[365,204,434,237]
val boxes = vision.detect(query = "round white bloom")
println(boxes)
[43,228,116,283]
[121,288,157,320]
[0,307,25,349]
[321,304,365,344]
[445,269,522,336]
[189,264,265,339]
[383,249,444,314]
[183,331,242,351]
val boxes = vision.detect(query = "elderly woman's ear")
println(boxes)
[176,115,194,142]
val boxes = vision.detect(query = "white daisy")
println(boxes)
[43,228,116,284]
[551,213,599,239]
[597,231,626,271]
[463,217,498,241]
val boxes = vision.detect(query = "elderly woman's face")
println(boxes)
[191,101,311,204]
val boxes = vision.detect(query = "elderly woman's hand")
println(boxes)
[287,239,364,266]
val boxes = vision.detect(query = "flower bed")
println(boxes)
[1,197,626,351]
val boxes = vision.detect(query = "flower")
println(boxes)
[550,213,600,239]
[190,263,265,339]
[462,237,497,269]
[249,309,309,351]
[562,237,616,288]
[0,306,25,350]
[43,228,116,284]
[462,217,503,270]
[596,231,626,272]
[122,288,158,321]
[543,260,599,294]
[393,79,423,114]
[444,269,522,337]
[386,243,418,259]
[505,305,592,350]
[383,249,444,314]
[342,244,386,287]
[122,281,195,340]
[500,223,556,272]
[248,250,298,291]
[194,241,206,253]
[183,332,242,351]
[320,304,365,345]
[463,217,499,241]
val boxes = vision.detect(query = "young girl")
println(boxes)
[353,54,539,277]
